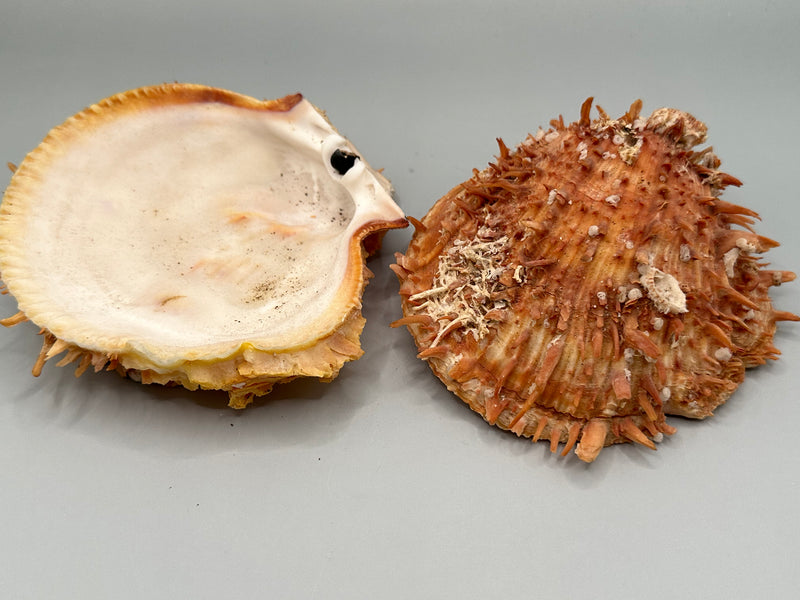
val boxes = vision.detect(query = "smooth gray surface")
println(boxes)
[1,1,799,598]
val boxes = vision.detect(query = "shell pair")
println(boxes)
[1,86,796,462]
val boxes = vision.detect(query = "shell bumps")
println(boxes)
[392,98,798,462]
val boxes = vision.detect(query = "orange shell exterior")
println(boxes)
[392,99,798,463]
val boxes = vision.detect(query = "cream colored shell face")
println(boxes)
[0,87,404,368]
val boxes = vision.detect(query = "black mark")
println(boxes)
[330,149,359,175]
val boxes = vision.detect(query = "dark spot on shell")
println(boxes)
[330,149,359,175]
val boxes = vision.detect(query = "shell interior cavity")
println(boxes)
[0,83,407,407]
[392,98,798,463]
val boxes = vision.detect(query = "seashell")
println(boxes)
[0,83,407,408]
[392,98,798,462]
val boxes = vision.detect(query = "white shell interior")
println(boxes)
[2,97,403,366]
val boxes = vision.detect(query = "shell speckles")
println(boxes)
[392,98,798,462]
[0,83,407,407]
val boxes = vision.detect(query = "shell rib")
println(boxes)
[393,98,797,462]
[0,83,407,407]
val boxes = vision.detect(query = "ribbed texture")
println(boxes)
[394,99,797,462]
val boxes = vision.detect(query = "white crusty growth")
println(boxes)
[408,233,510,345]
[638,264,688,314]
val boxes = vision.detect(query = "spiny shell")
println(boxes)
[0,83,407,407]
[392,98,797,462]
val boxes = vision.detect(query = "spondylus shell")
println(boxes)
[392,98,797,462]
[0,83,407,407]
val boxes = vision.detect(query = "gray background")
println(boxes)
[2,1,799,598]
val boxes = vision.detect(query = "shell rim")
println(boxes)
[0,82,408,369]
